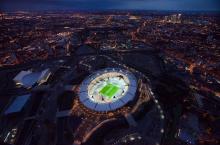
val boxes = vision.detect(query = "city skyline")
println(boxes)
[0,7,219,145]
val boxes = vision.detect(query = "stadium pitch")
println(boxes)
[100,83,119,99]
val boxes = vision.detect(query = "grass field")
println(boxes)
[99,83,119,99]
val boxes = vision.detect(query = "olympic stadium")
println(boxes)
[79,68,137,112]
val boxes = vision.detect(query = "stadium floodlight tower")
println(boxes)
[79,68,137,112]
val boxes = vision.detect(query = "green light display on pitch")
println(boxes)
[99,83,119,99]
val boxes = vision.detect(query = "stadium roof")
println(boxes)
[4,94,30,115]
[79,68,137,112]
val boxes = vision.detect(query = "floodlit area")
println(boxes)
[88,74,129,103]
[99,83,120,99]
[79,68,137,111]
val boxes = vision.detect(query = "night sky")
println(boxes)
[1,0,220,11]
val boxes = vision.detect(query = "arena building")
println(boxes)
[79,68,137,112]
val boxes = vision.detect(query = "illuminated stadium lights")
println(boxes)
[161,115,165,119]
[157,105,161,109]
[79,68,137,112]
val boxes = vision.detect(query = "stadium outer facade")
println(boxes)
[79,68,137,112]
